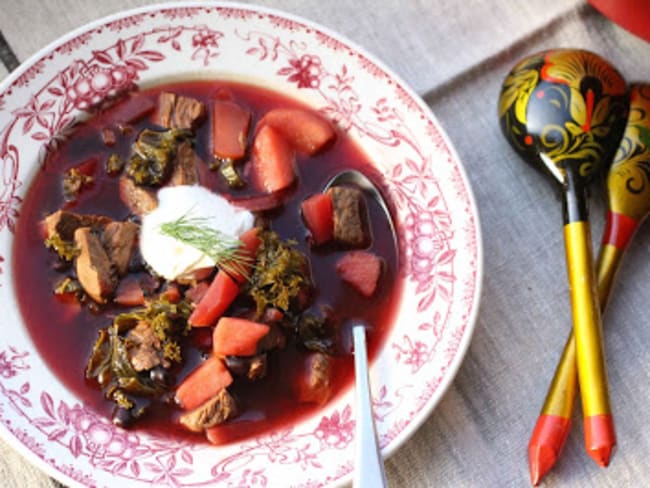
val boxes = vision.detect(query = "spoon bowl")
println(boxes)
[499,49,628,186]
[607,84,650,220]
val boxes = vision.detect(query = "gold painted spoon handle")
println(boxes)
[565,224,618,464]
[528,213,633,484]
[542,240,624,419]
[564,219,611,421]
[560,165,616,466]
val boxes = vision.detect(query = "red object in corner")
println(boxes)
[589,0,650,43]
[528,414,571,485]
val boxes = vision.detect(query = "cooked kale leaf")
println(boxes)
[44,234,79,261]
[86,294,191,423]
[106,153,125,175]
[245,231,313,318]
[125,128,191,186]
[296,309,339,355]
[62,167,94,201]
[297,315,333,354]
[216,158,246,188]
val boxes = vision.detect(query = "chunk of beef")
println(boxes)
[114,278,145,307]
[74,227,117,303]
[157,92,176,129]
[261,307,284,324]
[102,127,117,146]
[126,320,168,372]
[256,324,287,351]
[297,352,331,405]
[169,142,200,186]
[184,281,210,305]
[119,175,158,216]
[101,221,139,276]
[156,92,206,130]
[327,186,370,247]
[175,95,207,130]
[176,266,213,286]
[225,354,268,381]
[44,210,110,240]
[179,388,238,432]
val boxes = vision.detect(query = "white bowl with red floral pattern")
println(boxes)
[0,3,482,487]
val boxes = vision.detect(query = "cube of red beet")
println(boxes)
[335,251,383,297]
[258,108,336,155]
[301,192,334,245]
[251,125,295,193]
[212,99,251,160]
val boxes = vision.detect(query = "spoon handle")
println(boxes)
[562,172,616,467]
[352,325,387,488]
[528,213,634,484]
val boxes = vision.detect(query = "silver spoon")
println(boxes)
[325,169,395,488]
[351,323,388,487]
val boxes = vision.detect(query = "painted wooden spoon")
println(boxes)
[498,49,629,471]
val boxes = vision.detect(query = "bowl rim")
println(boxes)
[0,2,483,486]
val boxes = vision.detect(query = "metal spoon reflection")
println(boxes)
[351,324,387,488]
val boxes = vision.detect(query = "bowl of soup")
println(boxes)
[0,3,482,487]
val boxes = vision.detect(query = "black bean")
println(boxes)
[149,366,169,386]
[112,407,134,427]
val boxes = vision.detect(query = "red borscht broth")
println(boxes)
[12,79,402,445]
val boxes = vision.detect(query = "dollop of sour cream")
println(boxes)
[140,185,255,280]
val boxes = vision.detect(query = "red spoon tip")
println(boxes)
[585,414,616,467]
[529,444,556,486]
[589,445,614,467]
[528,415,571,485]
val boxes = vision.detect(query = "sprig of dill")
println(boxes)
[159,214,253,281]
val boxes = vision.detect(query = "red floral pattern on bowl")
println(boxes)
[0,3,482,487]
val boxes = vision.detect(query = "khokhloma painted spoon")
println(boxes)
[498,49,629,469]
